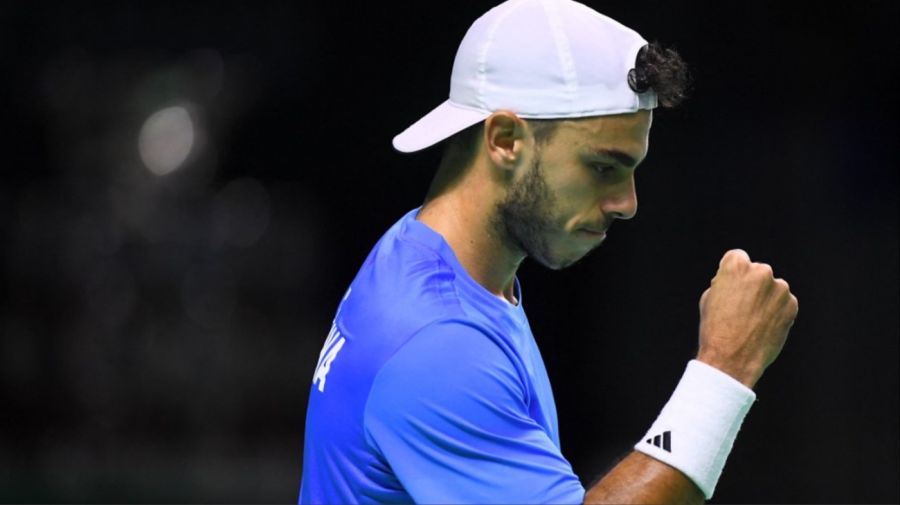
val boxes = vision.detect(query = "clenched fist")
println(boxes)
[697,249,798,389]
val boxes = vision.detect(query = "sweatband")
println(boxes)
[634,359,756,498]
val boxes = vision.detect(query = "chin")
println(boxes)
[544,243,605,270]
[531,251,585,271]
[523,233,600,270]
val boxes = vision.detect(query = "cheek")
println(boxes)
[552,181,599,229]
[547,165,597,199]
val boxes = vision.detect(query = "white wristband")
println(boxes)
[634,360,756,499]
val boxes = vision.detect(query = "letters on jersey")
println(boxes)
[312,288,351,393]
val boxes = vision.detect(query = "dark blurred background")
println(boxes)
[1,0,897,502]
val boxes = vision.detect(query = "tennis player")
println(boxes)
[299,0,798,503]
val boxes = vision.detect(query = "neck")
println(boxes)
[417,168,524,304]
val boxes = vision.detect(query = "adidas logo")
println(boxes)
[645,430,671,452]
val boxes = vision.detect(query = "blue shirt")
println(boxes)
[299,208,585,504]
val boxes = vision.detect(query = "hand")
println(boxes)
[696,249,798,388]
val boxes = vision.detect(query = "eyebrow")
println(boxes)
[586,149,640,168]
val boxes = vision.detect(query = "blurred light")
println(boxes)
[138,105,195,176]
[213,178,272,248]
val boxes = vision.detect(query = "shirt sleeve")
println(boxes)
[363,320,585,504]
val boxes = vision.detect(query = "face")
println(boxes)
[494,110,652,269]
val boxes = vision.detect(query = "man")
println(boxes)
[299,0,798,503]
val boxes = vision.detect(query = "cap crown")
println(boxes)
[449,0,656,117]
[392,0,655,152]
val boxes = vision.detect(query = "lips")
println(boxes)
[578,228,607,239]
[580,222,609,234]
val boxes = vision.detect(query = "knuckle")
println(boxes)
[774,278,791,295]
[753,262,774,278]
[721,248,750,269]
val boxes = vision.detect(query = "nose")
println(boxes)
[603,175,638,220]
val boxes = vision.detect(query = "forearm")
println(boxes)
[584,249,797,504]
[584,451,703,505]
[582,359,756,504]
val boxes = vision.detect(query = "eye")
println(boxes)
[592,163,616,176]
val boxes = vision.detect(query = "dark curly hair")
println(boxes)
[627,42,690,108]
[432,42,690,184]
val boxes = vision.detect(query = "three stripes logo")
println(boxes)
[645,430,671,452]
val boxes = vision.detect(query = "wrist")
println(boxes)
[695,350,763,389]
[635,360,757,499]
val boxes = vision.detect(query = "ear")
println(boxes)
[483,111,529,171]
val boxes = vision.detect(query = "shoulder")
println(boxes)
[364,319,527,426]
[375,319,522,391]
[340,227,464,337]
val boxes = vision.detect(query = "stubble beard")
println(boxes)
[493,157,577,270]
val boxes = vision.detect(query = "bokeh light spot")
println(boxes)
[138,105,195,176]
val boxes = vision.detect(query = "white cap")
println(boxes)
[392,0,658,153]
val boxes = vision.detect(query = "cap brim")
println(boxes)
[392,100,489,153]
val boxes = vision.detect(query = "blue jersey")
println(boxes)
[299,208,585,504]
